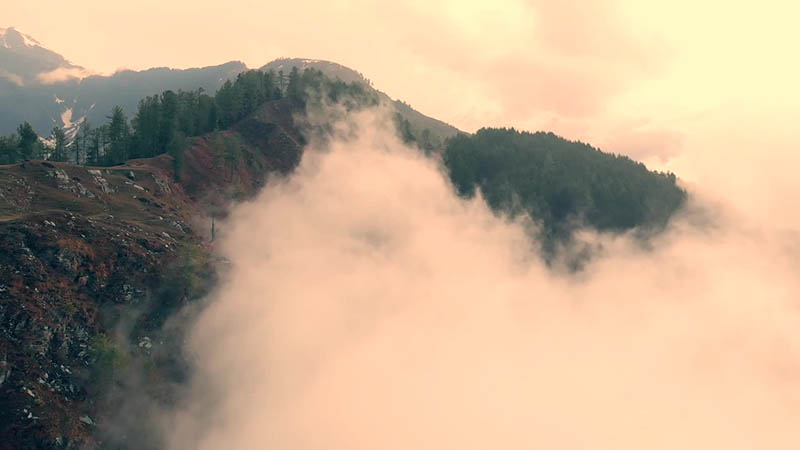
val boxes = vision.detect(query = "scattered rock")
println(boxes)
[47,169,96,198]
[89,170,113,194]
[138,336,153,350]
[0,356,9,387]
[153,175,172,193]
[48,169,70,184]
[125,181,146,191]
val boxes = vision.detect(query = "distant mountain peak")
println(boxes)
[261,58,369,85]
[0,26,43,49]
[261,57,461,142]
[0,26,85,88]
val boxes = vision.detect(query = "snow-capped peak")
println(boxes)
[0,27,43,49]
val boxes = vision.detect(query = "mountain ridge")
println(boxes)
[0,28,461,148]
[262,57,461,144]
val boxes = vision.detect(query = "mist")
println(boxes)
[166,109,800,449]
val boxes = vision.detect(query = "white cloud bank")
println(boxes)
[35,66,93,84]
[0,68,24,86]
[166,109,800,450]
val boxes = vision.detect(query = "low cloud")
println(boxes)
[35,66,93,84]
[0,69,24,86]
[166,109,800,449]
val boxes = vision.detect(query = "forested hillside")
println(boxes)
[444,128,686,242]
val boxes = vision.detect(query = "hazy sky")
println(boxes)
[5,0,799,215]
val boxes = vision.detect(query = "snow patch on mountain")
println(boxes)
[60,107,87,142]
[38,135,55,148]
[20,32,41,48]
[61,109,74,129]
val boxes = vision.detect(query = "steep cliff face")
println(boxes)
[0,99,304,449]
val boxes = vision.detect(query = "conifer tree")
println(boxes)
[49,126,67,162]
[106,106,130,164]
[17,122,37,160]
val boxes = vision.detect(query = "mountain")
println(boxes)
[0,27,248,139]
[0,29,459,151]
[60,61,247,136]
[0,56,247,141]
[0,26,90,140]
[0,27,85,87]
[0,31,687,448]
[263,58,461,145]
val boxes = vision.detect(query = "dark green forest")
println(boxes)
[444,128,686,239]
[0,67,374,172]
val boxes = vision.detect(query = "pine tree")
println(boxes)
[49,127,67,162]
[131,95,161,158]
[0,135,20,164]
[76,120,92,165]
[106,106,130,164]
[88,126,101,166]
[17,122,38,160]
[287,66,303,103]
[214,81,234,128]
[159,91,178,153]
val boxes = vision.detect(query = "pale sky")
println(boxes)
[5,0,800,217]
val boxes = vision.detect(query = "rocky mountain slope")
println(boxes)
[0,98,305,449]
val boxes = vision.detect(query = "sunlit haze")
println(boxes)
[3,2,800,448]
